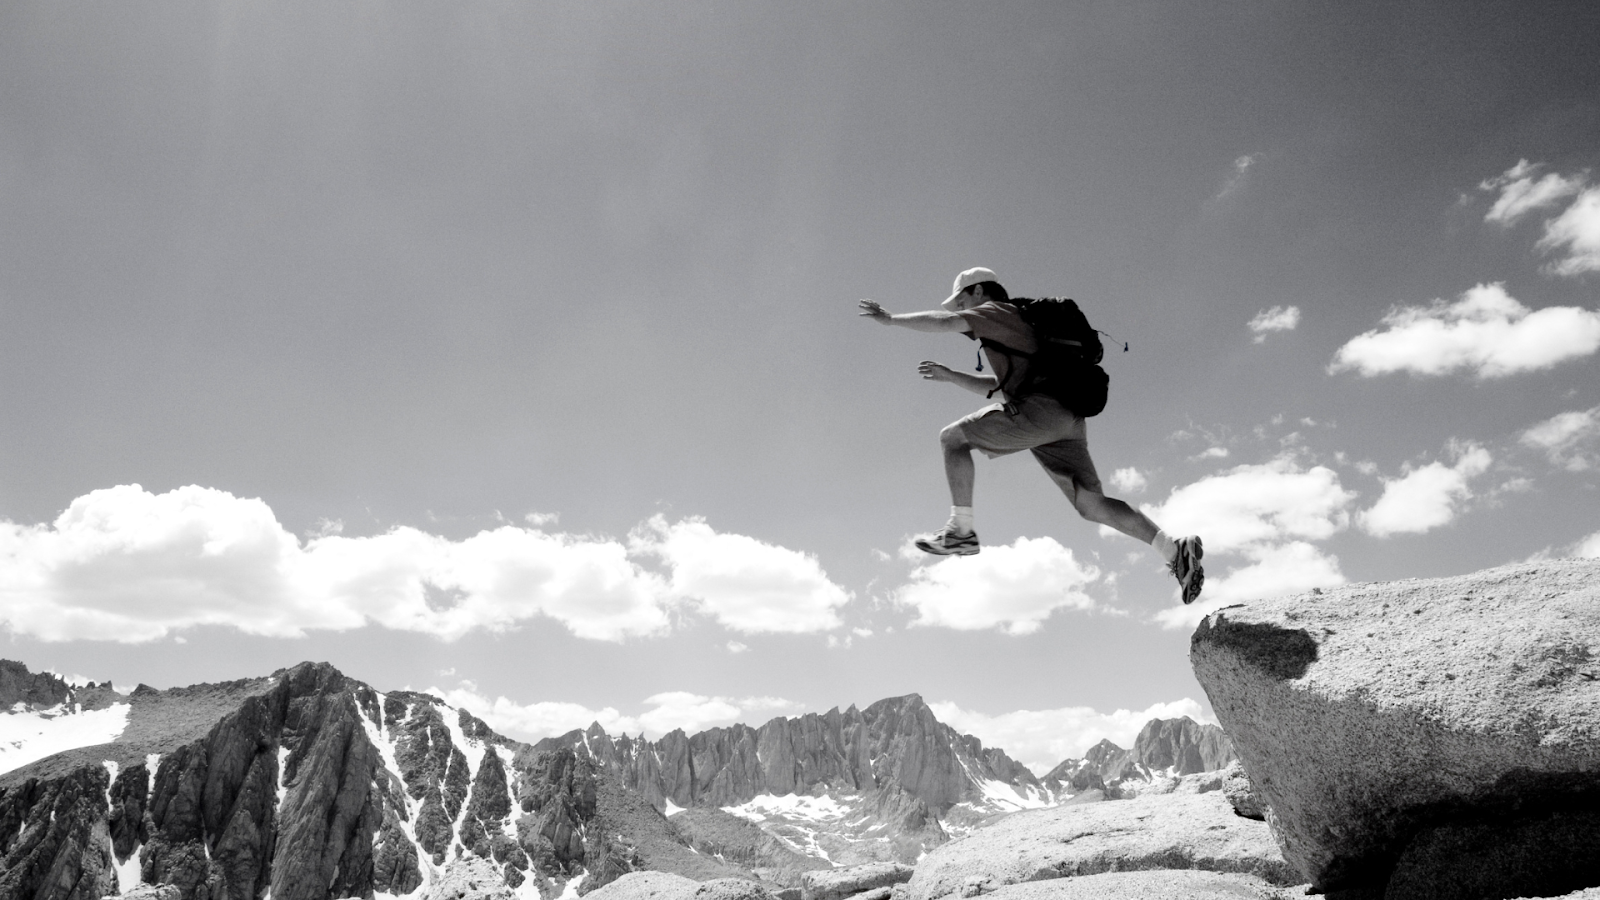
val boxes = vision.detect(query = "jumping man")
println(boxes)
[858,266,1205,604]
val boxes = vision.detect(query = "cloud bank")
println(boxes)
[1329,283,1600,379]
[894,536,1100,635]
[0,485,850,643]
[929,698,1216,774]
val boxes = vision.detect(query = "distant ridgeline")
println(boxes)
[0,659,1234,900]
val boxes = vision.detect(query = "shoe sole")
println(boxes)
[915,539,980,556]
[1180,537,1205,605]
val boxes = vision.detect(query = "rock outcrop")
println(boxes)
[977,870,1302,900]
[897,788,1296,900]
[1190,558,1600,898]
[799,862,912,900]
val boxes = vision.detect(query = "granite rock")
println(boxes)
[801,862,914,900]
[898,790,1295,900]
[1190,558,1600,896]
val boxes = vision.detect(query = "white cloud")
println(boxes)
[1153,541,1345,631]
[634,515,850,634]
[1520,406,1600,471]
[1109,467,1147,494]
[1329,283,1600,379]
[726,641,749,654]
[1143,456,1353,620]
[1247,305,1301,343]
[1479,160,1586,225]
[893,536,1100,635]
[1360,444,1492,538]
[1143,456,1355,555]
[928,699,1215,774]
[1215,153,1260,201]
[431,684,643,738]
[1537,186,1600,277]
[431,683,800,741]
[1194,447,1230,461]
[1573,530,1600,558]
[0,484,851,643]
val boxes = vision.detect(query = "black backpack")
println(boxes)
[982,297,1110,417]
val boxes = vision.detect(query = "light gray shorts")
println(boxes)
[951,394,1104,498]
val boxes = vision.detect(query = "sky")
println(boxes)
[3,2,1599,775]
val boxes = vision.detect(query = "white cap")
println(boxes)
[941,266,1001,310]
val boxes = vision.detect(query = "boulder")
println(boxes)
[694,878,780,900]
[584,871,699,900]
[897,790,1295,900]
[424,854,517,900]
[104,887,182,900]
[1219,762,1264,821]
[982,870,1304,900]
[801,862,914,900]
[1189,558,1600,897]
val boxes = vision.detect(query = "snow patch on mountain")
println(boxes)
[0,702,130,775]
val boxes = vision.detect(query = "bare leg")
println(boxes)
[1071,488,1159,544]
[940,422,975,507]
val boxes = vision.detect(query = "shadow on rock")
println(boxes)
[1193,616,1318,680]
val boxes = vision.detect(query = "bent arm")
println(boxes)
[945,369,999,396]
[918,360,999,396]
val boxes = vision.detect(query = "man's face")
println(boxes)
[954,285,984,310]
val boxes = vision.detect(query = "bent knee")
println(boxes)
[940,423,971,450]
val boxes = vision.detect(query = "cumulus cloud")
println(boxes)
[1109,467,1147,494]
[893,537,1100,635]
[1144,456,1353,623]
[1520,406,1600,471]
[1247,305,1301,343]
[928,698,1215,774]
[1360,444,1492,538]
[1537,186,1600,277]
[1329,283,1600,379]
[0,485,851,643]
[1479,160,1586,226]
[431,683,800,741]
[1144,456,1355,554]
[634,516,849,633]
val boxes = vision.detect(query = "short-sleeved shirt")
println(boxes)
[955,301,1036,401]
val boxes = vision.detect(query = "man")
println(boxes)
[858,266,1205,604]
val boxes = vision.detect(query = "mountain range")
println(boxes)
[0,659,1235,900]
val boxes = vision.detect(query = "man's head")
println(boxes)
[941,266,1008,310]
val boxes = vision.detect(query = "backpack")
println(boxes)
[982,297,1110,417]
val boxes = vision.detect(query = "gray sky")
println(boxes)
[4,2,1599,771]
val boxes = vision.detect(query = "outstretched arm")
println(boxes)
[858,299,973,333]
[919,360,998,396]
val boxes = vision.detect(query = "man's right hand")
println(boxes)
[918,360,956,382]
[858,299,893,324]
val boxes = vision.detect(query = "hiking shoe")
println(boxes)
[915,526,980,556]
[1169,536,1205,604]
